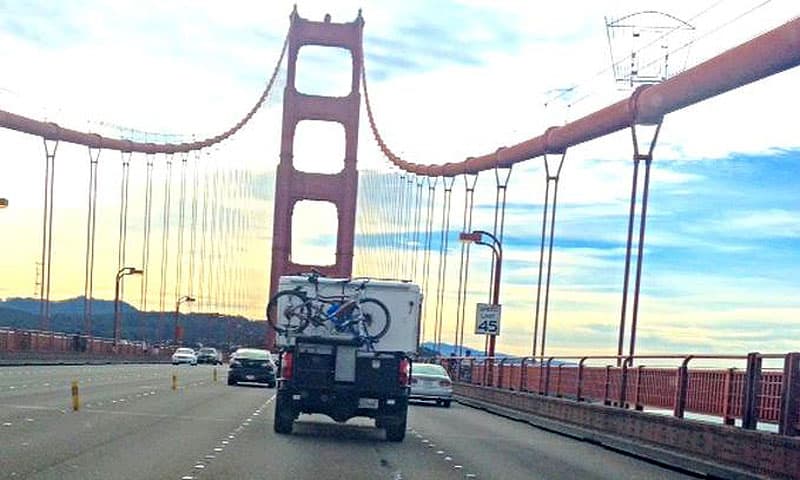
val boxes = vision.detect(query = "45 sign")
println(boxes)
[474,303,501,336]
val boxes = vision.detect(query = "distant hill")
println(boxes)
[0,296,267,350]
[420,341,505,358]
[1,296,137,316]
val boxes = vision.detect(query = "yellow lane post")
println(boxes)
[172,373,177,391]
[213,368,218,382]
[71,380,80,411]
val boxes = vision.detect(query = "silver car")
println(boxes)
[410,363,452,407]
[171,347,197,365]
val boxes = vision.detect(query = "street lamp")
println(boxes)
[174,295,196,345]
[459,230,503,358]
[114,267,143,345]
[0,198,8,209]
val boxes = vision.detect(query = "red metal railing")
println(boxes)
[0,327,174,361]
[436,352,800,436]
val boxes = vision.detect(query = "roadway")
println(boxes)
[0,364,700,480]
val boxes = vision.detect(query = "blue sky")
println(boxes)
[0,0,798,357]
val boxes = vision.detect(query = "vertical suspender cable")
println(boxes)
[420,177,437,344]
[222,167,231,311]
[531,167,551,358]
[383,171,394,277]
[396,174,406,279]
[539,154,564,359]
[393,172,404,277]
[434,176,455,354]
[454,173,478,355]
[486,164,512,355]
[411,177,424,283]
[405,176,416,280]
[187,150,199,300]
[140,154,154,336]
[117,151,131,302]
[83,147,100,336]
[198,150,211,311]
[174,153,188,309]
[399,176,410,280]
[157,156,173,339]
[208,152,219,312]
[39,139,58,331]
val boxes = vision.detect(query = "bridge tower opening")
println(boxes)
[268,8,364,348]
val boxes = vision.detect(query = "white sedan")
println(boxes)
[410,363,452,407]
[171,347,198,365]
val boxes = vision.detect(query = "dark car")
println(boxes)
[228,348,276,387]
[196,347,222,365]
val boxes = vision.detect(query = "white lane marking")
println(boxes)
[2,422,12,426]
[0,403,64,412]
[71,408,232,422]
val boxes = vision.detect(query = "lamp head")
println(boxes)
[459,231,482,244]
[121,266,143,275]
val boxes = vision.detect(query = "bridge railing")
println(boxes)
[432,352,800,436]
[0,327,175,361]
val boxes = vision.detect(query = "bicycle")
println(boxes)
[266,272,391,344]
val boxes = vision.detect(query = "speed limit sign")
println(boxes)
[475,303,501,335]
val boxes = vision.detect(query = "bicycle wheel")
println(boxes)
[266,291,310,334]
[356,298,391,341]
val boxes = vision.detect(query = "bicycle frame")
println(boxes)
[300,276,371,336]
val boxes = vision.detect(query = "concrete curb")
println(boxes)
[0,360,172,367]
[455,395,769,480]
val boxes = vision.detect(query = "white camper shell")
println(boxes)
[274,275,421,354]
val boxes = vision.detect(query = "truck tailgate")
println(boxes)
[292,336,404,395]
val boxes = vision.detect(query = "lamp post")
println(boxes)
[114,267,143,345]
[174,295,196,345]
[459,230,503,358]
[0,198,8,208]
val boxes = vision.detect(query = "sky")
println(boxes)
[0,0,798,358]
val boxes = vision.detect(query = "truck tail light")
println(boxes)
[398,358,410,386]
[281,352,293,380]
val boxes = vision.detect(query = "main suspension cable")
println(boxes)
[0,29,290,154]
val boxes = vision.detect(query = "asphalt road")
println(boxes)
[0,364,699,480]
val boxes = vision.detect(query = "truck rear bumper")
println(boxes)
[278,388,408,423]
